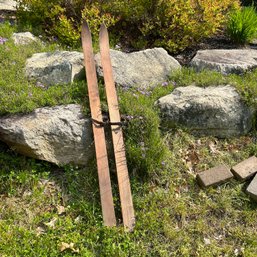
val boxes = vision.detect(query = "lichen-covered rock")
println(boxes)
[0,104,93,165]
[156,85,253,138]
[0,0,16,11]
[12,32,40,45]
[190,49,257,74]
[25,51,85,86]
[95,47,181,89]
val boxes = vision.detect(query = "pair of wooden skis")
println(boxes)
[81,21,135,231]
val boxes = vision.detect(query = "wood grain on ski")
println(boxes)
[81,21,116,227]
[99,23,135,231]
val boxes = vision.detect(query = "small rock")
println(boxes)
[231,156,257,181]
[197,165,234,188]
[95,47,181,89]
[12,32,40,45]
[246,174,257,201]
[190,49,257,74]
[0,0,16,11]
[25,51,85,86]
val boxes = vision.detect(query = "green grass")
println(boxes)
[226,6,257,45]
[0,22,88,115]
[1,22,257,256]
[1,134,257,256]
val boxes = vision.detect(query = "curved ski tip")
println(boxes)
[100,23,108,34]
[81,20,90,33]
[100,23,107,30]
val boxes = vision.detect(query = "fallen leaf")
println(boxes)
[23,190,32,197]
[204,237,211,245]
[185,164,195,177]
[60,242,79,253]
[44,217,58,228]
[208,141,219,154]
[188,150,200,164]
[74,216,82,224]
[35,226,45,236]
[57,205,66,215]
[214,234,223,241]
[234,247,244,256]
[234,249,239,256]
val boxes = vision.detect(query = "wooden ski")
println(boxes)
[99,23,135,231]
[81,21,116,227]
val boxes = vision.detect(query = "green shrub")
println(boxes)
[110,0,240,52]
[17,0,240,52]
[16,0,118,47]
[226,6,257,44]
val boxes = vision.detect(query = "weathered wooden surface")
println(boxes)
[99,23,135,231]
[81,21,116,227]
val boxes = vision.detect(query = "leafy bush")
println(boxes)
[16,0,240,52]
[81,3,118,40]
[16,0,118,47]
[110,0,240,52]
[226,6,257,44]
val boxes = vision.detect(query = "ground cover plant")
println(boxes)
[1,21,257,257]
[0,22,84,115]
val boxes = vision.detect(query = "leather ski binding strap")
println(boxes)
[92,118,123,127]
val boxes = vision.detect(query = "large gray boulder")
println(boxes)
[156,85,253,138]
[25,51,85,86]
[12,32,41,45]
[0,104,94,166]
[190,49,257,74]
[0,0,16,11]
[95,48,181,89]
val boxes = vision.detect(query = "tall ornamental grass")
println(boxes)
[227,6,257,44]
